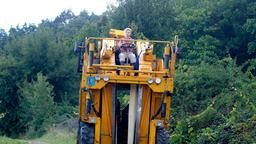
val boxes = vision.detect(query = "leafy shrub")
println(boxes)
[19,73,55,137]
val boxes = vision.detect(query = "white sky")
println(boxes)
[0,0,117,31]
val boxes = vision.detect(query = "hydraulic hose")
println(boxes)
[151,91,170,120]
[86,90,101,117]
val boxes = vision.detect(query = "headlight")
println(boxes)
[103,76,109,82]
[148,78,154,84]
[95,75,101,81]
[155,77,161,84]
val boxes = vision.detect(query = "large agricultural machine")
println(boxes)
[75,29,179,144]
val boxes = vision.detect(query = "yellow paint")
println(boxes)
[89,43,95,51]
[94,118,101,144]
[98,41,102,52]
[164,46,170,56]
[109,29,125,38]
[101,85,112,143]
[81,74,173,93]
[79,90,86,120]
[138,86,151,143]
[164,96,171,126]
[92,90,101,117]
[78,35,178,144]
[149,120,157,144]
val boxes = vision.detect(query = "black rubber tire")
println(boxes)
[156,127,170,144]
[78,123,95,144]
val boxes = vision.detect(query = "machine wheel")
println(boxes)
[77,122,95,144]
[156,127,170,144]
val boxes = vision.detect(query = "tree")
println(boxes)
[171,58,256,143]
[0,28,8,50]
[19,73,55,137]
[109,0,176,40]
[0,56,23,136]
[174,0,256,66]
[0,24,79,136]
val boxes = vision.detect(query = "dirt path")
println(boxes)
[28,141,48,144]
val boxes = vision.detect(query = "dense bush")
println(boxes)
[19,73,55,137]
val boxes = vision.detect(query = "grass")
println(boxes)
[0,118,77,144]
[0,128,76,144]
[0,136,27,144]
[32,128,76,144]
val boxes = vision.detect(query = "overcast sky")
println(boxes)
[0,0,117,31]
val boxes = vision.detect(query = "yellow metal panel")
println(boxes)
[94,118,101,144]
[156,59,164,77]
[92,90,101,117]
[164,96,171,126]
[164,46,170,56]
[100,39,115,64]
[86,37,172,44]
[152,93,162,119]
[149,120,157,144]
[139,138,149,144]
[89,43,95,51]
[82,74,174,92]
[79,90,86,120]
[83,47,89,73]
[78,36,178,144]
[98,41,102,52]
[93,64,133,69]
[137,41,154,77]
[109,29,125,38]
[101,85,112,144]
[138,86,151,144]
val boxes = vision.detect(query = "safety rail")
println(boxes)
[76,36,179,77]
[85,37,174,45]
[92,64,133,69]
[91,64,168,75]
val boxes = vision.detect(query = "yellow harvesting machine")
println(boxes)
[75,29,178,144]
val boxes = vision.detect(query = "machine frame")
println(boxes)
[76,30,178,144]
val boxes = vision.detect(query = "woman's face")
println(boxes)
[125,30,132,38]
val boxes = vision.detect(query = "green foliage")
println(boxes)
[119,94,129,109]
[0,0,256,142]
[173,62,231,116]
[109,0,176,40]
[0,56,24,136]
[116,85,130,109]
[111,0,256,67]
[172,58,256,143]
[0,137,27,144]
[19,73,55,137]
[0,28,8,49]
[189,106,225,130]
[0,10,102,137]
[177,0,256,65]
[215,115,256,144]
